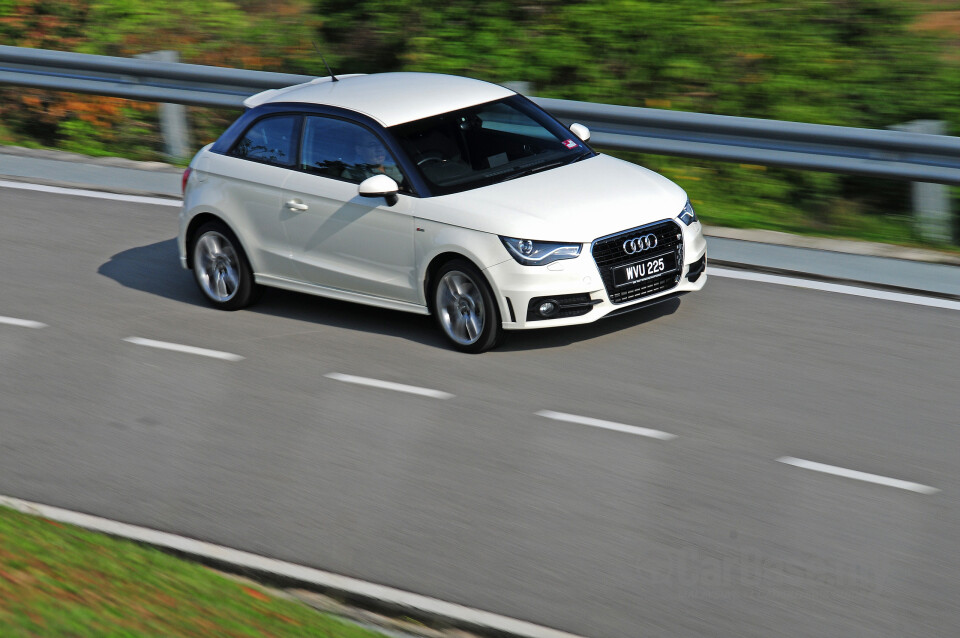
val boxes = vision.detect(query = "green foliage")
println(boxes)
[58,119,111,156]
[2,0,959,245]
[0,0,318,162]
[311,0,960,246]
[316,0,960,129]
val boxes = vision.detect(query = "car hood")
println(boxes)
[416,154,688,242]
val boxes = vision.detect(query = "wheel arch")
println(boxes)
[184,212,247,270]
[423,252,471,312]
[423,251,508,327]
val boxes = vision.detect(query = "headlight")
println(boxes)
[500,237,582,266]
[678,200,698,226]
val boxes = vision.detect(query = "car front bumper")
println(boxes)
[485,220,707,330]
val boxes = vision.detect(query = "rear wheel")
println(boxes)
[191,222,259,310]
[432,259,503,353]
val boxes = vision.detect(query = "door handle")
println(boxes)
[285,200,308,211]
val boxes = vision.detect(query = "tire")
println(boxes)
[190,221,260,310]
[432,259,503,353]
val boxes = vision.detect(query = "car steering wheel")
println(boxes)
[417,152,445,166]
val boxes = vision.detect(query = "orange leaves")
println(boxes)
[912,10,960,36]
[0,0,317,156]
[6,90,151,137]
[241,586,271,602]
[54,96,129,126]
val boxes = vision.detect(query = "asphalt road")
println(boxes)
[2,186,959,637]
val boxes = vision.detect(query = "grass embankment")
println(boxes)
[0,506,384,638]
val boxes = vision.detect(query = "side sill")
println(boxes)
[255,274,431,316]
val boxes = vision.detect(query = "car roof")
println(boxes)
[243,72,516,127]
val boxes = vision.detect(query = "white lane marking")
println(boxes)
[708,266,960,311]
[325,372,454,400]
[0,316,47,329]
[0,179,181,207]
[123,337,244,362]
[0,495,583,638]
[777,457,939,494]
[536,410,676,441]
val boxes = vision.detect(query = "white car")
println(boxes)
[178,72,707,352]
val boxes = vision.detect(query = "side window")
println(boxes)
[231,115,299,166]
[301,116,405,188]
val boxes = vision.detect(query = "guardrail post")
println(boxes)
[135,50,190,161]
[890,120,953,244]
[502,81,532,96]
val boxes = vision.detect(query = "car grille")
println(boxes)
[591,219,683,304]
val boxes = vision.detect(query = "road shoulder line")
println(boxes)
[708,267,960,310]
[0,178,181,207]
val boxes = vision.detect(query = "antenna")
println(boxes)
[312,41,338,82]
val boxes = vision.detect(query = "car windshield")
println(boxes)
[389,95,594,196]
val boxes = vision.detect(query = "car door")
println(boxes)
[281,115,418,303]
[216,113,300,279]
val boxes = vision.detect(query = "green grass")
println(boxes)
[0,506,385,638]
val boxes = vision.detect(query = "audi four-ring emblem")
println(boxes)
[623,233,658,255]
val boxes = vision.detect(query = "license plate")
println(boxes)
[612,251,677,287]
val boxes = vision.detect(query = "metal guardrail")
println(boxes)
[2,45,960,187]
[538,98,960,186]
[0,45,309,108]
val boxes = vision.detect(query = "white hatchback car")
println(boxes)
[178,72,707,352]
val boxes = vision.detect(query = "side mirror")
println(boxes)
[569,122,590,142]
[358,174,399,206]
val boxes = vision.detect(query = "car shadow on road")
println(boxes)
[99,238,682,351]
[98,238,206,306]
[253,287,446,348]
[97,238,446,347]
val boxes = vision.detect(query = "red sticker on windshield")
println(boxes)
[562,138,579,149]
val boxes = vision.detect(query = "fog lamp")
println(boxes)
[539,301,559,317]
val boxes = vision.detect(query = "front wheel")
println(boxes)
[432,259,503,353]
[191,222,259,310]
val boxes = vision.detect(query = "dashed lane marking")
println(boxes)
[0,316,47,329]
[123,337,244,362]
[325,372,454,399]
[536,410,677,441]
[778,456,939,494]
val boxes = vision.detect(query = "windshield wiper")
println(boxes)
[565,150,594,165]
[501,159,568,182]
[503,151,594,181]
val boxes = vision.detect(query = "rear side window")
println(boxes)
[230,115,299,167]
